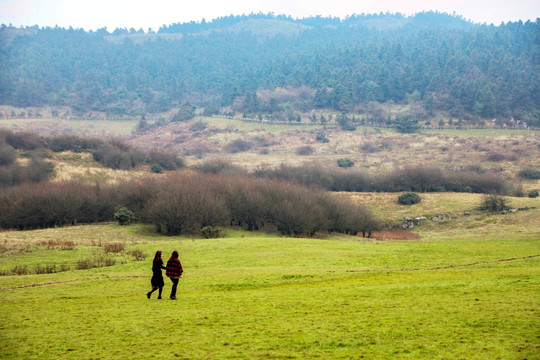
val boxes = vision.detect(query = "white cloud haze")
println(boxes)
[0,0,539,30]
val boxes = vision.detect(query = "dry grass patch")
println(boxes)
[51,160,150,184]
[0,118,138,136]
[370,230,421,241]
[36,239,75,250]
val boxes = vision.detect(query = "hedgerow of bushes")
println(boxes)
[0,130,184,175]
[0,151,55,187]
[0,173,380,237]
[0,182,116,230]
[253,164,513,195]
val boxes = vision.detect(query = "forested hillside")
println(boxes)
[0,12,538,125]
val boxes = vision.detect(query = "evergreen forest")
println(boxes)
[0,12,538,125]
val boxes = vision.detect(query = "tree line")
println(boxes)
[203,162,515,195]
[0,173,380,237]
[0,12,538,125]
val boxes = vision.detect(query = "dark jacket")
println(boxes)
[151,259,166,287]
[166,258,183,278]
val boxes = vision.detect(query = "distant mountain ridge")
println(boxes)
[0,12,538,125]
[156,12,474,36]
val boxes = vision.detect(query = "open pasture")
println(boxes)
[1,194,539,359]
[3,116,539,180]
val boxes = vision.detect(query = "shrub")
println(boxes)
[61,241,75,250]
[76,254,116,270]
[361,143,380,153]
[452,171,509,195]
[47,135,103,152]
[485,152,506,162]
[37,239,76,249]
[398,192,421,205]
[0,144,17,166]
[322,196,380,236]
[190,121,207,132]
[172,101,195,122]
[268,187,328,236]
[393,166,444,193]
[0,182,115,230]
[200,226,224,238]
[337,158,354,168]
[196,159,244,175]
[518,168,540,180]
[103,242,125,253]
[480,194,509,212]
[114,178,159,216]
[60,264,71,272]
[11,265,29,275]
[0,153,55,187]
[528,189,539,198]
[128,249,146,261]
[395,114,420,133]
[146,150,184,170]
[184,143,211,158]
[221,178,267,231]
[225,139,253,153]
[76,258,93,270]
[296,146,314,156]
[114,207,135,225]
[316,133,329,143]
[254,164,334,189]
[143,176,229,236]
[35,264,57,274]
[26,155,55,183]
[151,164,163,173]
[1,130,44,150]
[342,124,357,131]
[92,142,146,170]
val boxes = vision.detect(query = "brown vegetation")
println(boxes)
[0,172,380,237]
[103,242,125,253]
[254,164,511,194]
[37,239,75,250]
[370,231,421,241]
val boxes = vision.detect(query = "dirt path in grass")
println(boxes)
[0,275,146,290]
[1,254,539,290]
[345,254,540,273]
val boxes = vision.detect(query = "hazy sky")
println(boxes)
[1,0,539,31]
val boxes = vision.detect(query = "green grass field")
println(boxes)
[1,194,539,359]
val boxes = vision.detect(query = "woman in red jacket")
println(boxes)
[165,250,183,300]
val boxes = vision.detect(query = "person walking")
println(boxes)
[147,251,166,299]
[166,250,183,300]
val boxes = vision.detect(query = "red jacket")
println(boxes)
[166,258,183,278]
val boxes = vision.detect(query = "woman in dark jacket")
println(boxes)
[166,250,183,300]
[147,251,166,299]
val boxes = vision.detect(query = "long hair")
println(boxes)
[168,250,179,262]
[153,251,162,262]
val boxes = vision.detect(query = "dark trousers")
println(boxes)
[170,278,179,298]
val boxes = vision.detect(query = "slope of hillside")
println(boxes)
[1,13,538,124]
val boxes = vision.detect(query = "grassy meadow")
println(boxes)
[1,194,539,359]
[1,114,539,358]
